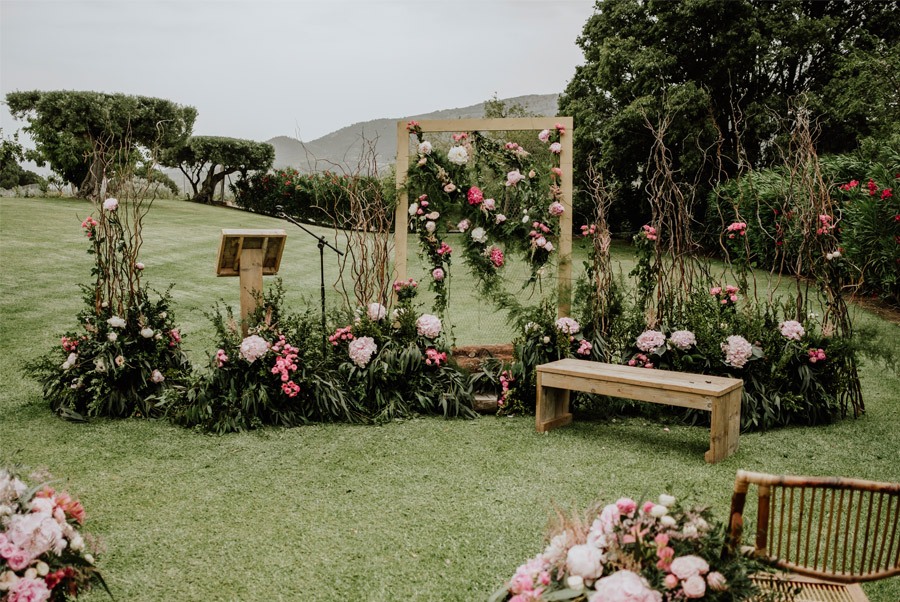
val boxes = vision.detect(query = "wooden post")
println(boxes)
[706,387,742,463]
[394,121,410,288]
[536,369,573,433]
[238,248,264,336]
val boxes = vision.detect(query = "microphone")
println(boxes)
[274,205,286,218]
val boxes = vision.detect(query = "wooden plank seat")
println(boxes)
[535,358,743,463]
[728,470,900,602]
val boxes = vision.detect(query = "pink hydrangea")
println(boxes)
[636,330,666,353]
[576,339,593,356]
[238,335,269,364]
[555,317,580,335]
[779,320,805,341]
[416,314,442,339]
[721,335,753,368]
[348,336,377,368]
[590,570,661,602]
[668,330,696,351]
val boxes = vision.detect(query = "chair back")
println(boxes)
[728,470,900,583]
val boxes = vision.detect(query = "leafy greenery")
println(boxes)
[160,135,274,204]
[0,128,46,190]
[5,91,196,197]
[558,0,900,230]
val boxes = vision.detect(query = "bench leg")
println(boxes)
[536,371,572,433]
[706,388,742,463]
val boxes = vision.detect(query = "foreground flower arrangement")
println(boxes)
[490,493,771,602]
[0,468,108,602]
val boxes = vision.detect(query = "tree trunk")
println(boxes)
[193,166,237,204]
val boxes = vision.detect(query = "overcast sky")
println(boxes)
[1,0,595,144]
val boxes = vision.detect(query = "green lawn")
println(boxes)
[1,197,898,601]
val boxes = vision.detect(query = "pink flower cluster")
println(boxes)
[271,335,300,397]
[555,317,580,336]
[808,348,827,363]
[60,336,80,353]
[168,328,181,348]
[778,320,805,341]
[529,222,553,252]
[416,314,442,339]
[641,224,658,241]
[576,340,593,356]
[551,167,563,179]
[487,246,504,268]
[721,335,753,368]
[548,202,565,217]
[725,221,747,239]
[635,330,666,353]
[215,348,228,367]
[816,214,835,236]
[668,330,696,351]
[710,285,739,306]
[840,179,859,191]
[628,353,654,369]
[348,336,377,368]
[392,278,418,294]
[328,326,355,347]
[498,370,514,407]
[424,347,447,367]
[80,216,98,238]
[507,555,551,601]
[467,186,484,206]
[436,242,452,257]
[580,224,598,237]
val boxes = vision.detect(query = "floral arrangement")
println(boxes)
[326,278,475,421]
[405,121,568,315]
[490,492,770,602]
[27,203,191,420]
[0,468,109,602]
[172,281,357,433]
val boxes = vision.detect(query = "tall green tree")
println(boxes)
[559,0,900,228]
[5,91,196,198]
[160,136,274,204]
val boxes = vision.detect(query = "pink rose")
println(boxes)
[615,497,637,515]
[682,575,707,598]
[664,574,679,589]
[432,268,445,282]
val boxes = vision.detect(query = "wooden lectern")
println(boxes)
[216,229,286,335]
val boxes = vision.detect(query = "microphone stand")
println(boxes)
[274,205,344,355]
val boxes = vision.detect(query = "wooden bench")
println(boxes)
[535,358,743,463]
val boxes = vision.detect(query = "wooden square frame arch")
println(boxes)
[394,116,575,316]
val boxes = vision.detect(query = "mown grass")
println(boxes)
[1,196,898,601]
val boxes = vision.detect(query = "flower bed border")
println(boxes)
[394,117,575,316]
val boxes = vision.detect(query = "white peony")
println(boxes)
[102,197,118,211]
[366,302,387,321]
[140,327,155,338]
[416,314,442,339]
[417,140,433,155]
[447,145,469,165]
[470,227,488,244]
[107,315,126,328]
[566,543,604,581]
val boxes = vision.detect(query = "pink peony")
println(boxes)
[506,170,526,187]
[366,302,387,321]
[467,186,484,205]
[8,577,51,602]
[549,202,565,216]
[239,335,269,364]
[779,320,805,341]
[636,330,666,353]
[102,197,118,211]
[416,314,442,339]
[457,219,471,233]
[682,575,707,598]
[482,197,496,211]
[348,336,377,368]
[538,129,551,142]
[150,369,165,384]
[549,142,562,154]
[670,555,709,580]
[432,267,445,282]
[590,570,661,602]
[495,214,507,224]
[615,497,637,515]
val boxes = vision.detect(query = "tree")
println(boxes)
[558,0,900,229]
[161,136,274,204]
[5,91,196,198]
[0,128,45,190]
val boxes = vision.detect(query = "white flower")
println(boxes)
[457,219,471,232]
[348,336,377,368]
[660,515,677,528]
[495,214,507,224]
[61,352,78,371]
[549,142,562,154]
[425,221,436,233]
[239,334,269,363]
[107,315,126,328]
[35,562,49,577]
[470,227,488,244]
[544,241,554,252]
[107,332,117,342]
[69,532,85,552]
[94,357,106,372]
[416,314,442,338]
[140,327,155,338]
[134,262,145,270]
[103,197,118,211]
[636,330,666,353]
[668,330,696,351]
[555,317,580,335]
[7,511,65,558]
[151,369,165,383]
[447,145,469,165]
[0,570,20,592]
[721,334,753,368]
[542,336,551,344]
[649,504,668,517]
[683,524,698,538]
[84,553,94,564]
[535,236,547,248]
[482,198,496,211]
[591,571,660,602]
[425,211,440,220]
[566,543,604,581]
[658,493,676,507]
[779,320,805,341]
[366,302,387,321]
[538,129,551,142]
[566,575,585,591]
[522,215,530,223]
[417,140,432,155]
[408,202,419,216]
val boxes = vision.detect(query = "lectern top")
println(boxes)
[216,229,286,276]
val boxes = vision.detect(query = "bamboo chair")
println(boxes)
[728,470,900,602]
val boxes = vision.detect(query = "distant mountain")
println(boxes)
[268,93,560,173]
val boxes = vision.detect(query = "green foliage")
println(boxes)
[231,167,392,228]
[160,135,274,204]
[5,90,196,196]
[559,0,900,230]
[172,281,359,434]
